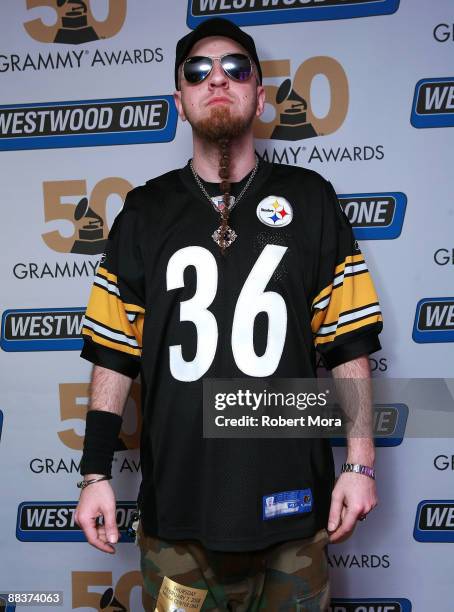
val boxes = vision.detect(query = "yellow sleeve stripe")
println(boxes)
[311,272,379,331]
[124,303,145,314]
[97,266,117,284]
[312,254,365,309]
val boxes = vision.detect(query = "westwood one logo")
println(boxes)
[414,500,454,542]
[187,0,400,28]
[338,192,406,240]
[24,0,127,45]
[255,57,348,141]
[0,96,177,151]
[412,298,454,343]
[16,501,136,542]
[1,308,84,352]
[411,77,454,128]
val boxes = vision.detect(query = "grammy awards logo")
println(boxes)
[24,0,127,45]
[41,178,132,255]
[255,57,349,141]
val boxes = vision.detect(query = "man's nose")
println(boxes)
[207,59,228,88]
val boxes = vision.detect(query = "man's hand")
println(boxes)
[327,472,378,544]
[75,477,119,554]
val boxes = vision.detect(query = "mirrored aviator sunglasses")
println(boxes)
[183,53,253,84]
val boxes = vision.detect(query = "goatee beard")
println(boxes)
[191,105,253,142]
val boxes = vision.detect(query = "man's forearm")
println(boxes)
[83,365,134,478]
[332,355,375,466]
[90,365,133,417]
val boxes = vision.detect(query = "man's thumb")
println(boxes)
[104,513,119,544]
[328,496,343,532]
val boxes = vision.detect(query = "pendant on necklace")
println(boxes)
[211,195,236,212]
[212,224,237,248]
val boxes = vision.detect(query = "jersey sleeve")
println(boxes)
[311,180,383,370]
[80,190,145,378]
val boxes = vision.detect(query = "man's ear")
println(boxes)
[255,84,266,118]
[173,90,187,122]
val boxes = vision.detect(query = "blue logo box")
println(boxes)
[0,96,177,151]
[16,501,137,542]
[411,78,454,128]
[412,298,454,343]
[414,500,454,542]
[187,0,400,28]
[1,308,85,352]
[338,192,406,240]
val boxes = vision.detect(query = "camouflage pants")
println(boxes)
[137,524,330,611]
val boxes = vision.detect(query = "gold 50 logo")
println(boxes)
[24,0,127,45]
[72,571,142,611]
[255,57,349,141]
[42,178,132,255]
[58,382,141,450]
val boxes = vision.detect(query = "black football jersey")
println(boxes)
[81,160,382,551]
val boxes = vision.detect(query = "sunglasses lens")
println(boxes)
[221,54,252,81]
[183,56,212,83]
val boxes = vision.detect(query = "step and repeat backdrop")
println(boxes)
[0,1,453,610]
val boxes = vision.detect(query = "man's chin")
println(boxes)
[191,106,253,142]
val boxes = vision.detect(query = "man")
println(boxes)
[75,18,382,611]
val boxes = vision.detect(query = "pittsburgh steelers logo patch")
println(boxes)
[256,196,293,227]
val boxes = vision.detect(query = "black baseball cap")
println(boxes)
[175,18,262,89]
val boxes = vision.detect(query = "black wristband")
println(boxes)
[80,410,123,477]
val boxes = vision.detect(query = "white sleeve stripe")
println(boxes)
[317,304,381,336]
[83,318,139,348]
[94,275,120,297]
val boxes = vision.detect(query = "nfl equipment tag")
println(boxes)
[263,488,313,520]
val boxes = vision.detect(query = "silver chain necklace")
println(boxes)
[189,155,259,248]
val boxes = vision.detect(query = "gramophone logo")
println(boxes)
[72,196,105,254]
[24,0,127,45]
[255,57,349,141]
[41,178,132,255]
[271,78,316,140]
